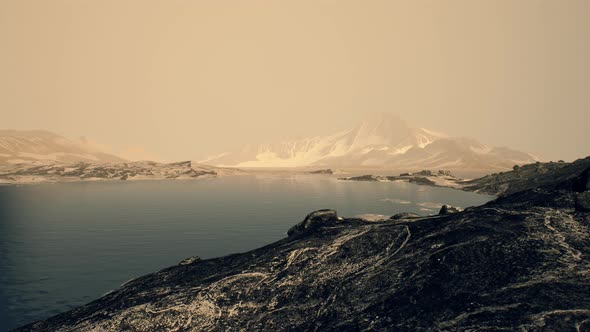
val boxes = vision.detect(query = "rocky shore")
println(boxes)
[14,158,590,331]
[340,157,590,197]
[339,169,464,189]
[0,161,244,184]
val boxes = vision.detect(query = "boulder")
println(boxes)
[575,192,590,212]
[390,213,421,220]
[439,205,463,215]
[178,256,201,265]
[572,167,590,192]
[287,209,340,237]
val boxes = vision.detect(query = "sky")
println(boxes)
[1,0,589,162]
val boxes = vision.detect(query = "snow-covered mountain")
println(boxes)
[201,113,538,170]
[0,130,125,165]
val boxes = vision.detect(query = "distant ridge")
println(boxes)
[201,113,537,170]
[0,130,125,165]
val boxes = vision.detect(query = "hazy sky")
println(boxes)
[1,0,589,161]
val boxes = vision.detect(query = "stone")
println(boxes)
[178,256,201,265]
[572,167,590,192]
[390,212,421,220]
[439,205,462,215]
[575,191,590,212]
[409,177,436,186]
[341,175,379,181]
[287,209,340,237]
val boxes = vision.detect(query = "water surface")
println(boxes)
[0,175,494,330]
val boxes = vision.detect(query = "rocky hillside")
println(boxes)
[15,161,590,331]
[338,157,590,198]
[463,156,590,196]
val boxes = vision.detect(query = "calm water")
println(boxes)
[0,175,494,330]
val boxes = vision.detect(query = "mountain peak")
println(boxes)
[349,113,418,149]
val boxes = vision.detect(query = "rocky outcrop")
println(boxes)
[390,212,421,220]
[574,165,590,212]
[408,177,436,186]
[575,192,590,211]
[413,170,454,177]
[339,170,461,188]
[287,209,342,237]
[308,169,334,175]
[340,174,381,181]
[338,158,590,198]
[178,256,201,266]
[438,204,462,215]
[573,167,590,193]
[463,157,590,196]
[15,163,590,331]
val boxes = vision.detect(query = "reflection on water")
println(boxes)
[0,175,494,330]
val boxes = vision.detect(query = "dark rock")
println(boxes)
[120,174,128,180]
[287,209,340,237]
[415,170,434,176]
[308,169,333,174]
[408,177,436,186]
[437,170,453,176]
[390,212,421,220]
[340,170,458,188]
[572,167,590,192]
[340,174,379,181]
[575,191,590,211]
[463,157,590,196]
[439,204,462,215]
[178,256,201,265]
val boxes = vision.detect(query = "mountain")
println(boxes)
[16,159,590,331]
[201,113,537,170]
[0,130,125,165]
